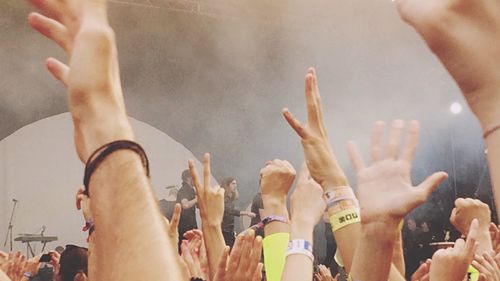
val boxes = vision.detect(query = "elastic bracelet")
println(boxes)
[285,240,314,262]
[250,215,288,230]
[329,208,360,232]
[324,187,358,209]
[83,140,150,196]
[23,272,31,278]
[483,124,500,139]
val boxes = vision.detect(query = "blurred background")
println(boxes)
[0,0,494,278]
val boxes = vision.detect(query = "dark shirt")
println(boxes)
[176,182,197,233]
[222,197,241,232]
[250,193,263,226]
[158,199,176,220]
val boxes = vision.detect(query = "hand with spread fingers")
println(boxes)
[450,198,492,254]
[28,0,133,163]
[473,252,500,281]
[314,265,335,281]
[214,230,263,281]
[347,120,448,225]
[411,259,431,281]
[430,219,479,281]
[283,68,348,189]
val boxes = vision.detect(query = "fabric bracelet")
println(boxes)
[83,140,150,196]
[250,215,288,231]
[329,208,360,232]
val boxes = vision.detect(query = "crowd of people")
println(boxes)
[2,0,500,280]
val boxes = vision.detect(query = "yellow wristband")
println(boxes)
[330,208,360,232]
[468,265,479,281]
[263,233,289,281]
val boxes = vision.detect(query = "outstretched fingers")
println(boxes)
[283,108,309,139]
[386,119,405,159]
[28,12,71,52]
[203,153,211,190]
[189,160,203,194]
[347,141,366,172]
[415,172,448,203]
[46,58,69,86]
[371,121,385,162]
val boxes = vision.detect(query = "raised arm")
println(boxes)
[27,0,182,279]
[281,163,326,281]
[259,159,296,281]
[189,154,226,280]
[347,120,447,281]
[395,0,500,220]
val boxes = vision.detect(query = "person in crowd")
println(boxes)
[159,185,179,220]
[177,169,198,249]
[0,0,498,280]
[220,177,256,248]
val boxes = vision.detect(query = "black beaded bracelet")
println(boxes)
[83,140,150,196]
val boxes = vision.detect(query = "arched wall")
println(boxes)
[0,113,211,253]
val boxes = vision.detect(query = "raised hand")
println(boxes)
[450,198,491,236]
[473,252,500,281]
[347,120,448,225]
[189,153,225,227]
[395,0,500,131]
[214,230,263,281]
[411,259,431,281]
[260,159,296,201]
[183,229,208,275]
[283,68,347,189]
[430,219,479,281]
[163,203,181,250]
[450,198,492,254]
[290,163,326,229]
[180,239,206,280]
[28,0,133,163]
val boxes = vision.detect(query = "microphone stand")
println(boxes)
[3,200,18,251]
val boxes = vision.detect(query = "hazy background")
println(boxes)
[0,0,495,258]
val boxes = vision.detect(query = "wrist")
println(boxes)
[361,220,400,239]
[321,173,349,189]
[290,222,314,242]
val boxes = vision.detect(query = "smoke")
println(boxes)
[1,0,493,233]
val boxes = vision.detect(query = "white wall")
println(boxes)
[0,113,210,254]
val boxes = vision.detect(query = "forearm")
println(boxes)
[392,231,405,276]
[183,198,197,209]
[475,230,493,255]
[281,222,314,281]
[262,195,290,281]
[90,151,182,280]
[201,224,225,280]
[486,131,500,220]
[263,196,290,235]
[350,222,399,281]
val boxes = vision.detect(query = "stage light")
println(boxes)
[450,102,462,114]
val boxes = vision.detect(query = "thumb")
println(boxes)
[416,172,448,199]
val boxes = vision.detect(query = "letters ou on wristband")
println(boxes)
[329,208,360,232]
[249,215,288,231]
[285,239,314,262]
[83,140,150,196]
